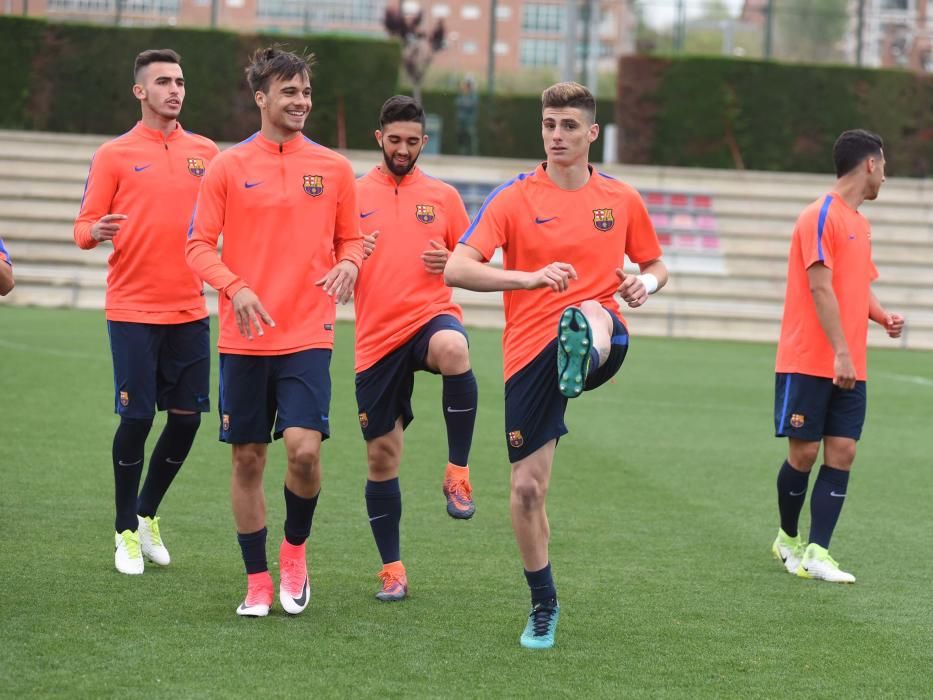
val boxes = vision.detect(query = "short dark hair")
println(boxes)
[134,49,181,82]
[833,129,883,177]
[246,46,315,94]
[541,82,596,123]
[379,95,426,130]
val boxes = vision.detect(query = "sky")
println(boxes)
[639,0,746,29]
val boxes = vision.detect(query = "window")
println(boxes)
[431,3,449,18]
[494,41,509,55]
[520,38,561,66]
[495,4,511,20]
[460,4,480,20]
[226,0,244,7]
[522,3,564,33]
[257,0,385,24]
[462,40,478,54]
[880,0,909,9]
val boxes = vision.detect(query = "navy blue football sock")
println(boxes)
[112,417,152,532]
[809,464,850,549]
[137,412,201,518]
[587,346,600,375]
[366,478,402,564]
[442,370,478,467]
[237,527,268,574]
[524,562,557,604]
[776,459,811,537]
[283,486,319,546]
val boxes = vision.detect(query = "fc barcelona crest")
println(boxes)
[187,157,205,177]
[593,208,615,232]
[415,204,436,224]
[790,414,805,428]
[119,391,129,407]
[508,430,524,448]
[303,175,324,197]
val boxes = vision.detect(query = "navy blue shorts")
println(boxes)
[504,309,628,463]
[356,314,468,440]
[107,318,210,420]
[219,348,332,444]
[774,372,867,441]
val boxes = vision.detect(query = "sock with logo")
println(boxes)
[137,412,201,518]
[283,486,319,546]
[442,370,478,468]
[112,417,153,533]
[524,562,557,605]
[237,527,268,574]
[776,459,811,537]
[808,464,850,549]
[366,478,402,564]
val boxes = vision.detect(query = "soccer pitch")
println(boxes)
[1,307,931,698]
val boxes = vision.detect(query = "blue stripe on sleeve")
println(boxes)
[459,171,530,244]
[0,237,10,266]
[816,194,833,261]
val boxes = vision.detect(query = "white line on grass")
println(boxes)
[876,372,933,388]
[0,338,103,361]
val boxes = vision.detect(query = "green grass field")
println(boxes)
[1,307,931,698]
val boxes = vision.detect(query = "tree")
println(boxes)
[384,4,446,103]
[775,0,849,63]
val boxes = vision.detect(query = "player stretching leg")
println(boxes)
[354,96,478,601]
[445,82,668,648]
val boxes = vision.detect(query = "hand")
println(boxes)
[421,239,450,275]
[91,214,127,242]
[315,259,359,304]
[833,351,857,390]
[883,312,904,339]
[363,230,379,260]
[231,287,275,340]
[525,262,577,292]
[616,268,647,308]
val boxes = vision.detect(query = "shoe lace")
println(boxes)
[281,555,306,588]
[122,532,141,559]
[147,517,163,546]
[529,602,557,637]
[378,569,404,590]
[446,477,473,503]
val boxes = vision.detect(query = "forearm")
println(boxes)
[638,259,669,293]
[445,254,529,292]
[73,220,99,250]
[868,290,886,325]
[811,286,850,356]
[335,237,364,269]
[185,237,246,299]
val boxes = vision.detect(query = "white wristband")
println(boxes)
[637,273,659,295]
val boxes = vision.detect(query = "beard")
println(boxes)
[382,146,419,177]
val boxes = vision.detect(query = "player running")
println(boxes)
[771,129,904,583]
[354,95,478,602]
[445,82,668,648]
[74,49,219,575]
[186,47,363,617]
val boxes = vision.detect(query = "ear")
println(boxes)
[422,134,430,147]
[375,129,383,148]
[132,83,145,100]
[254,90,265,109]
[588,122,600,144]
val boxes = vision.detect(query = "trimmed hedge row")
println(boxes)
[0,17,400,148]
[617,55,933,177]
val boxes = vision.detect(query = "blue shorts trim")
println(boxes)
[355,314,468,440]
[107,318,210,420]
[505,308,627,462]
[219,348,332,444]
[774,372,867,441]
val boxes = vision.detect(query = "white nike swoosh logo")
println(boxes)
[368,514,389,522]
[789,490,806,496]
[446,407,475,413]
[118,459,143,466]
[830,491,846,498]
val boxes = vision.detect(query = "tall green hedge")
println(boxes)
[0,17,400,147]
[617,55,933,177]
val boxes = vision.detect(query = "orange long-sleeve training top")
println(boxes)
[185,132,363,356]
[74,121,219,323]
